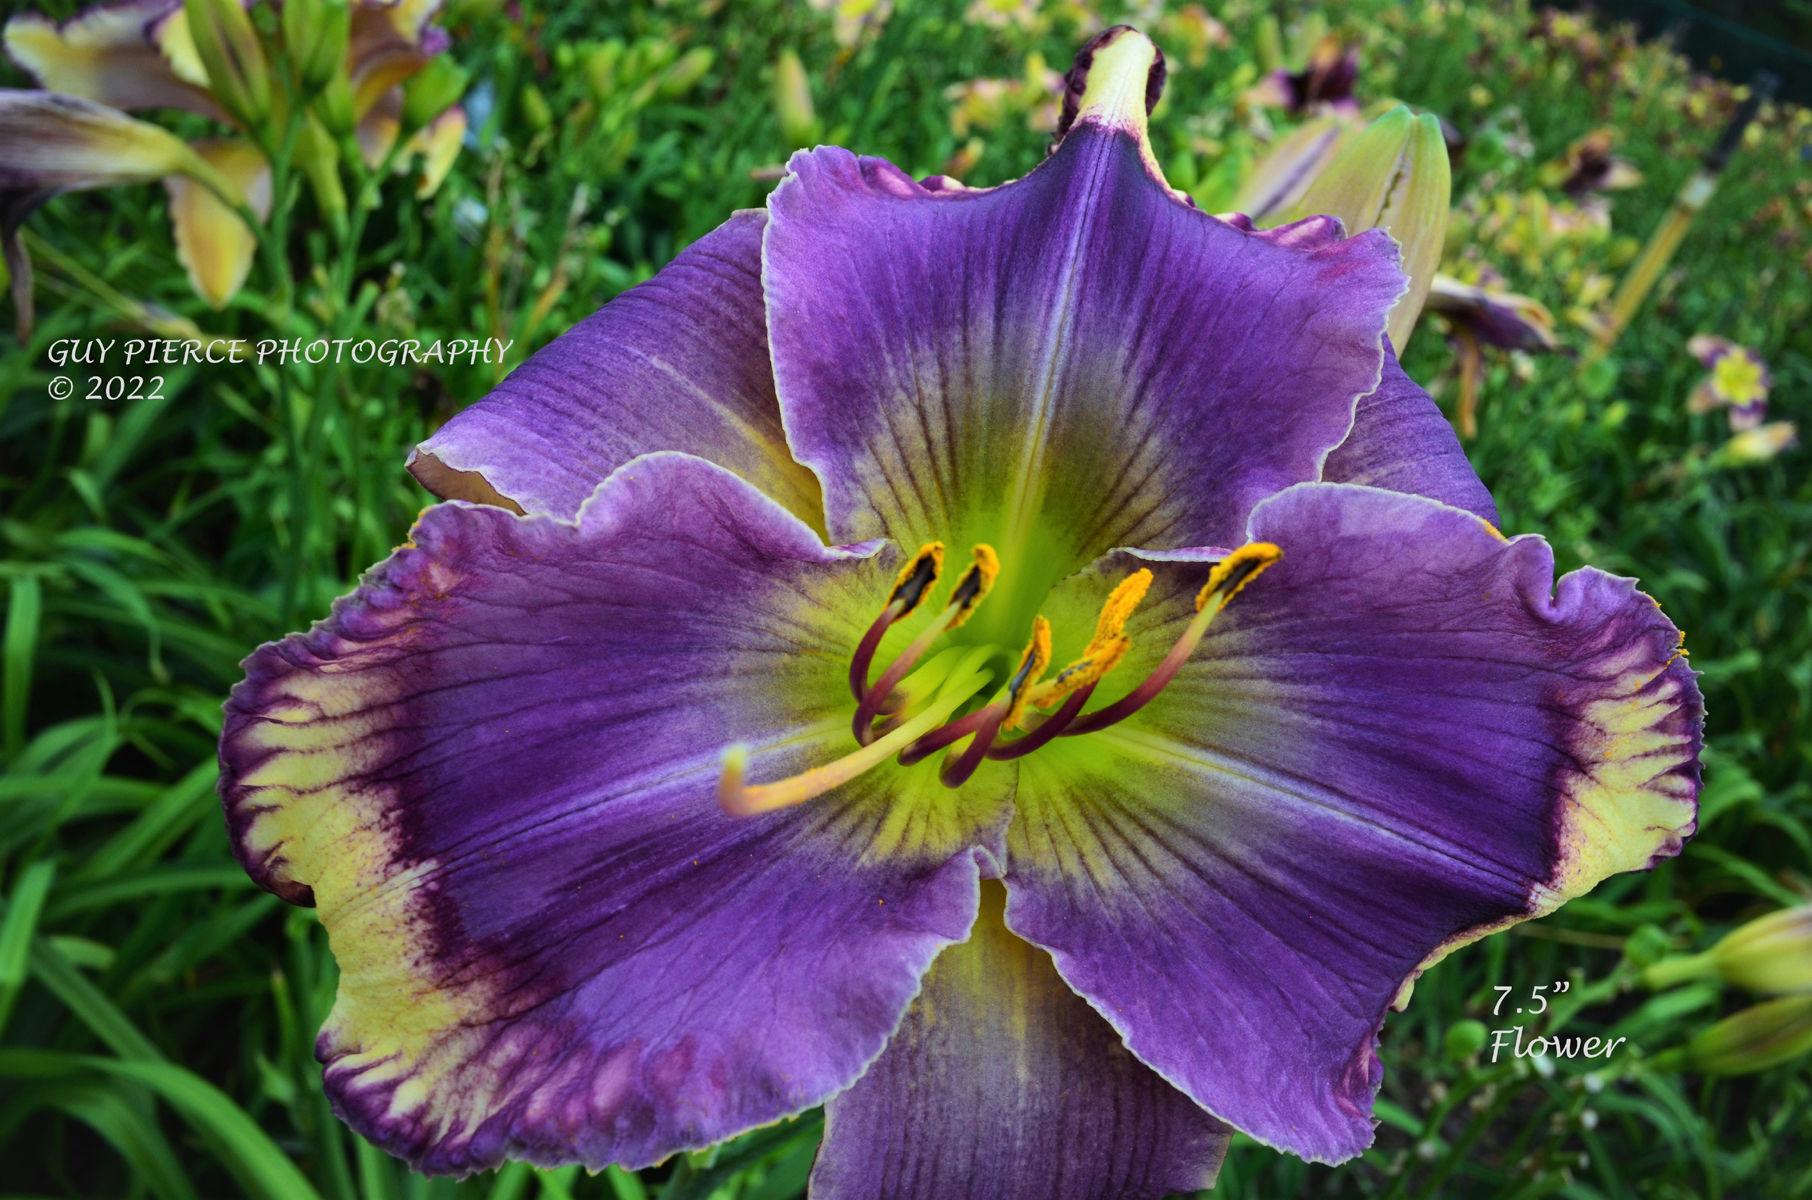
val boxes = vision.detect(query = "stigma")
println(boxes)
[718,541,1281,817]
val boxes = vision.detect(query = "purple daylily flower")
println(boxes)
[1248,36,1360,117]
[218,28,1703,1197]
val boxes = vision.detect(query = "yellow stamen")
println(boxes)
[1029,568,1152,708]
[1195,543,1282,611]
[944,544,999,631]
[723,647,993,817]
[1000,617,1053,733]
[888,542,945,619]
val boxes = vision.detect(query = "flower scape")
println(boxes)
[216,26,1704,1199]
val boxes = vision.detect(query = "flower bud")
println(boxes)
[183,0,273,129]
[294,115,345,218]
[314,66,356,137]
[282,0,351,97]
[1711,906,1812,993]
[659,47,714,99]
[519,84,552,132]
[1290,104,1451,351]
[773,49,818,148]
[1716,422,1798,467]
[402,57,469,135]
[1686,994,1812,1076]
[1444,1019,1488,1061]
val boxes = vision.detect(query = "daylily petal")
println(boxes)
[1322,340,1498,524]
[400,103,463,198]
[411,210,824,530]
[0,89,200,188]
[765,28,1405,629]
[220,453,1007,1173]
[1423,274,1558,353]
[813,881,1229,1200]
[1007,483,1700,1162]
[164,137,270,308]
[355,86,401,167]
[3,0,222,118]
[348,0,447,119]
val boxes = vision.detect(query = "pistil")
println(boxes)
[722,646,995,817]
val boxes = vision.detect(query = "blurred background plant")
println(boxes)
[0,0,1808,1197]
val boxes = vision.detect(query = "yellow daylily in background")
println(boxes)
[0,0,463,315]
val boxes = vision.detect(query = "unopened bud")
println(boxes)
[1686,994,1812,1075]
[1716,421,1798,466]
[314,66,355,138]
[294,115,344,217]
[1701,906,1812,993]
[402,56,469,134]
[1444,1019,1488,1061]
[773,49,817,148]
[183,0,272,129]
[1290,104,1451,351]
[519,83,552,132]
[585,40,625,101]
[282,0,350,97]
[659,47,714,99]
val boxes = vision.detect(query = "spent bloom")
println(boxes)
[1422,271,1561,439]
[1686,334,1771,430]
[220,29,1702,1196]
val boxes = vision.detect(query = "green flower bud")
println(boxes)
[519,84,552,133]
[1289,105,1451,351]
[315,67,356,138]
[773,49,817,149]
[283,0,351,97]
[585,40,625,102]
[659,47,714,99]
[1444,1019,1488,1061]
[402,57,469,135]
[294,115,344,218]
[1687,994,1812,1075]
[1709,906,1812,993]
[183,0,273,129]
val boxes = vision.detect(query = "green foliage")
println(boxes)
[1,0,1808,1197]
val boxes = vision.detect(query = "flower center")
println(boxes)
[719,540,1280,817]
